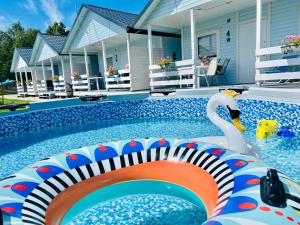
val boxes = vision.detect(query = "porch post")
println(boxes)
[42,60,47,91]
[126,33,133,91]
[190,8,197,89]
[14,72,18,83]
[50,58,55,79]
[256,0,262,86]
[14,72,19,93]
[96,52,102,91]
[34,66,38,83]
[24,67,29,85]
[69,53,74,75]
[147,24,153,66]
[30,67,37,95]
[84,47,91,91]
[101,41,107,74]
[148,24,154,90]
[126,33,132,70]
[19,70,24,92]
[101,40,108,91]
[61,56,67,95]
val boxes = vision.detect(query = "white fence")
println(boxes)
[105,69,131,90]
[255,46,300,83]
[149,59,196,90]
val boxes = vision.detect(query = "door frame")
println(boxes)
[236,15,269,84]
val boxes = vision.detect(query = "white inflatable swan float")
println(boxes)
[194,90,260,157]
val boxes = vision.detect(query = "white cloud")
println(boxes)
[20,0,38,15]
[0,15,10,31]
[40,0,64,23]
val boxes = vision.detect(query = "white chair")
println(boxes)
[198,58,218,87]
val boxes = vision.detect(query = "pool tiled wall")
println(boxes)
[0,98,299,137]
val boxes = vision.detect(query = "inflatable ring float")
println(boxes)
[0,138,299,225]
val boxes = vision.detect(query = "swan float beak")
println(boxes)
[232,118,246,132]
[227,106,246,132]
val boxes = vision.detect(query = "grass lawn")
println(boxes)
[0,98,32,112]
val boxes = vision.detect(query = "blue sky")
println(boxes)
[0,0,149,32]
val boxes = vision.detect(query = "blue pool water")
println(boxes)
[0,117,299,183]
[64,181,207,225]
[69,194,204,225]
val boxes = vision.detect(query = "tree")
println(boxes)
[0,22,39,81]
[46,22,69,35]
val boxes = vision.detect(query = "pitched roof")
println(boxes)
[40,34,68,53]
[83,4,139,28]
[16,48,32,64]
[134,0,156,27]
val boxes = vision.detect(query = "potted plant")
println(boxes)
[281,35,300,54]
[16,81,22,87]
[26,79,32,85]
[106,66,119,76]
[72,71,81,80]
[156,57,175,71]
[52,75,59,82]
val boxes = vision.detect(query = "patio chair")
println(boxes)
[215,58,230,85]
[198,58,218,87]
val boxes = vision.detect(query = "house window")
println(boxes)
[106,57,113,67]
[198,32,218,58]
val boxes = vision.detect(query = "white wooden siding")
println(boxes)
[15,55,28,70]
[36,41,57,62]
[70,11,125,50]
[106,43,129,70]
[180,0,300,84]
[144,0,213,24]
[130,42,150,90]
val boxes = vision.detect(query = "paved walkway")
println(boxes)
[4,95,67,102]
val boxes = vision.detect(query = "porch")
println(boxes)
[15,67,37,97]
[68,32,152,95]
[142,0,300,90]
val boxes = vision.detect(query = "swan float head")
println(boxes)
[206,90,253,156]
[223,89,246,132]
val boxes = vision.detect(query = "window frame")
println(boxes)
[197,29,220,59]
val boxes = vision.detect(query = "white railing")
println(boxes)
[149,59,195,89]
[17,85,26,96]
[105,69,131,90]
[72,74,89,92]
[27,83,37,96]
[255,46,300,82]
[53,77,66,93]
[36,82,47,92]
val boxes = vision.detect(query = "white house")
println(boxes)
[29,33,73,98]
[62,4,182,95]
[10,48,38,97]
[134,0,300,89]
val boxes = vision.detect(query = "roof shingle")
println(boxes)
[84,4,139,28]
[16,48,32,64]
[41,34,68,53]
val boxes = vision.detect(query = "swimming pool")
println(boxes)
[0,97,299,224]
[0,117,299,183]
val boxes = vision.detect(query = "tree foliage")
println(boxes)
[46,22,69,36]
[0,21,69,82]
[0,22,39,81]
